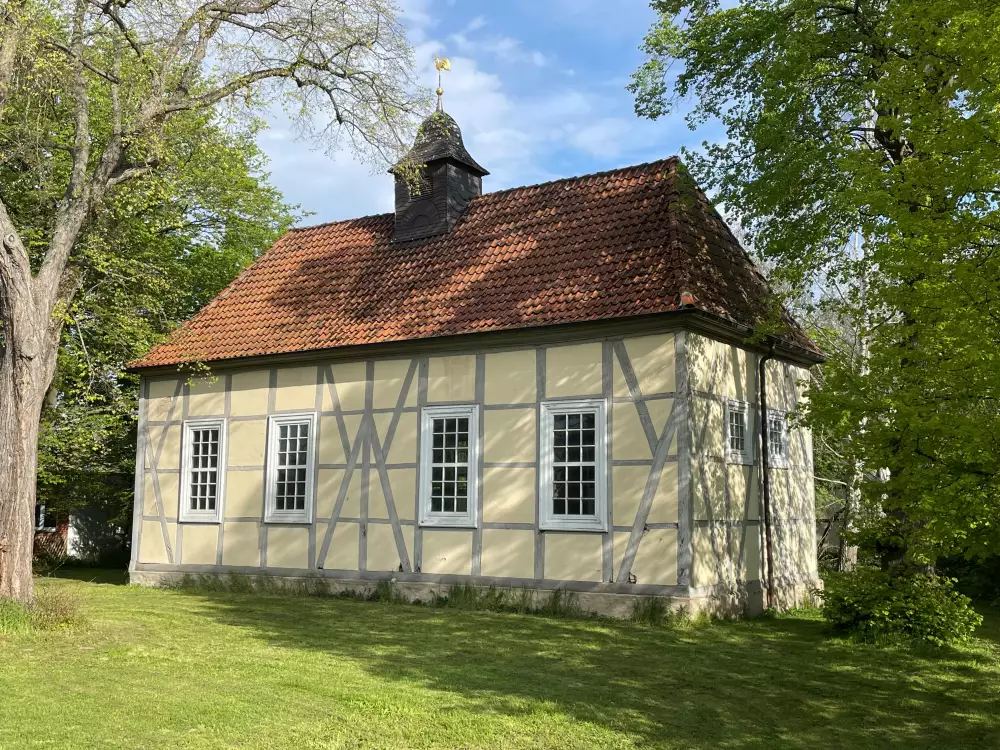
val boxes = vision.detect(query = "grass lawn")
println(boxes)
[1,573,999,749]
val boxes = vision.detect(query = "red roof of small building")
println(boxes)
[131,158,820,369]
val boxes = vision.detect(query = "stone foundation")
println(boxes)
[130,567,822,620]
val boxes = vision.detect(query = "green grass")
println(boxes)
[1,573,999,749]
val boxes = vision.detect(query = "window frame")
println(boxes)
[264,413,317,524]
[179,418,228,523]
[34,504,57,533]
[725,399,753,466]
[418,404,480,529]
[766,408,790,469]
[538,398,608,532]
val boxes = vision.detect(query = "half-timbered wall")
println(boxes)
[132,333,684,589]
[130,329,817,601]
[686,334,817,594]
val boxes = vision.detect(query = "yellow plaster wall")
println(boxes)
[631,528,678,586]
[484,349,535,404]
[619,334,676,396]
[143,473,178,517]
[690,397,725,458]
[324,361,367,412]
[317,522,359,570]
[275,366,317,412]
[691,459,736,521]
[230,370,270,417]
[224,471,264,518]
[367,524,408,571]
[188,376,226,417]
[612,399,675,460]
[373,359,417,410]
[482,467,535,523]
[692,528,720,587]
[422,531,473,576]
[428,355,476,403]
[315,469,361,520]
[227,419,267,467]
[613,531,630,578]
[181,524,219,565]
[612,464,678,526]
[147,378,180,422]
[481,529,534,578]
[146,425,181,470]
[727,465,760,521]
[544,533,603,582]
[222,522,260,567]
[267,526,309,569]
[372,412,417,465]
[368,469,416,521]
[545,343,602,397]
[484,408,535,463]
[138,521,171,564]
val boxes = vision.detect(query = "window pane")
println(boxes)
[426,410,473,516]
[550,408,600,519]
[189,424,222,513]
[274,421,309,513]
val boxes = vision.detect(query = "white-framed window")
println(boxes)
[539,399,608,532]
[34,504,57,532]
[725,399,753,465]
[418,405,480,528]
[767,408,789,468]
[265,413,317,523]
[180,419,227,522]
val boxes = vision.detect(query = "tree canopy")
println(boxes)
[631,0,1000,566]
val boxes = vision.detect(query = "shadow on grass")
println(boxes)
[172,588,1000,749]
[38,567,128,586]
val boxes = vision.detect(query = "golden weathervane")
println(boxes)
[434,56,450,110]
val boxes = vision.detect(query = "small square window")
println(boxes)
[266,414,316,523]
[725,400,752,465]
[419,405,479,528]
[180,419,227,522]
[539,399,607,531]
[34,504,57,532]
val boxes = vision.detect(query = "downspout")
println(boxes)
[758,340,777,610]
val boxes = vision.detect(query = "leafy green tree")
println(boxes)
[29,115,297,562]
[630,1,1000,572]
[0,0,422,603]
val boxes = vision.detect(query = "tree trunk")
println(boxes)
[838,464,860,572]
[0,342,53,604]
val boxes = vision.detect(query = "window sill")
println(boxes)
[539,519,607,533]
[419,516,477,529]
[264,515,312,525]
[178,517,222,524]
[726,453,754,466]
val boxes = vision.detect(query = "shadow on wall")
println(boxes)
[69,508,131,568]
[169,588,1000,748]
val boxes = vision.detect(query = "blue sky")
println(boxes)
[258,0,723,225]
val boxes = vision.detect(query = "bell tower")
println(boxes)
[391,59,489,243]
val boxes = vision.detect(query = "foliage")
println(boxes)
[821,569,982,645]
[631,1,1000,571]
[938,555,1000,606]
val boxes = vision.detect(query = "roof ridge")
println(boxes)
[286,156,681,234]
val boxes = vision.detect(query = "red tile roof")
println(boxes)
[131,158,820,369]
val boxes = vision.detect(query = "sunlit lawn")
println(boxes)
[1,571,999,749]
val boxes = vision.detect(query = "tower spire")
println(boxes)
[434,56,450,111]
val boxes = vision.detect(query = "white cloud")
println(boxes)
[567,118,634,159]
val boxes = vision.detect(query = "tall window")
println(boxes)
[767,409,789,468]
[419,405,479,527]
[180,419,227,522]
[265,414,316,522]
[725,400,752,464]
[539,399,607,531]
